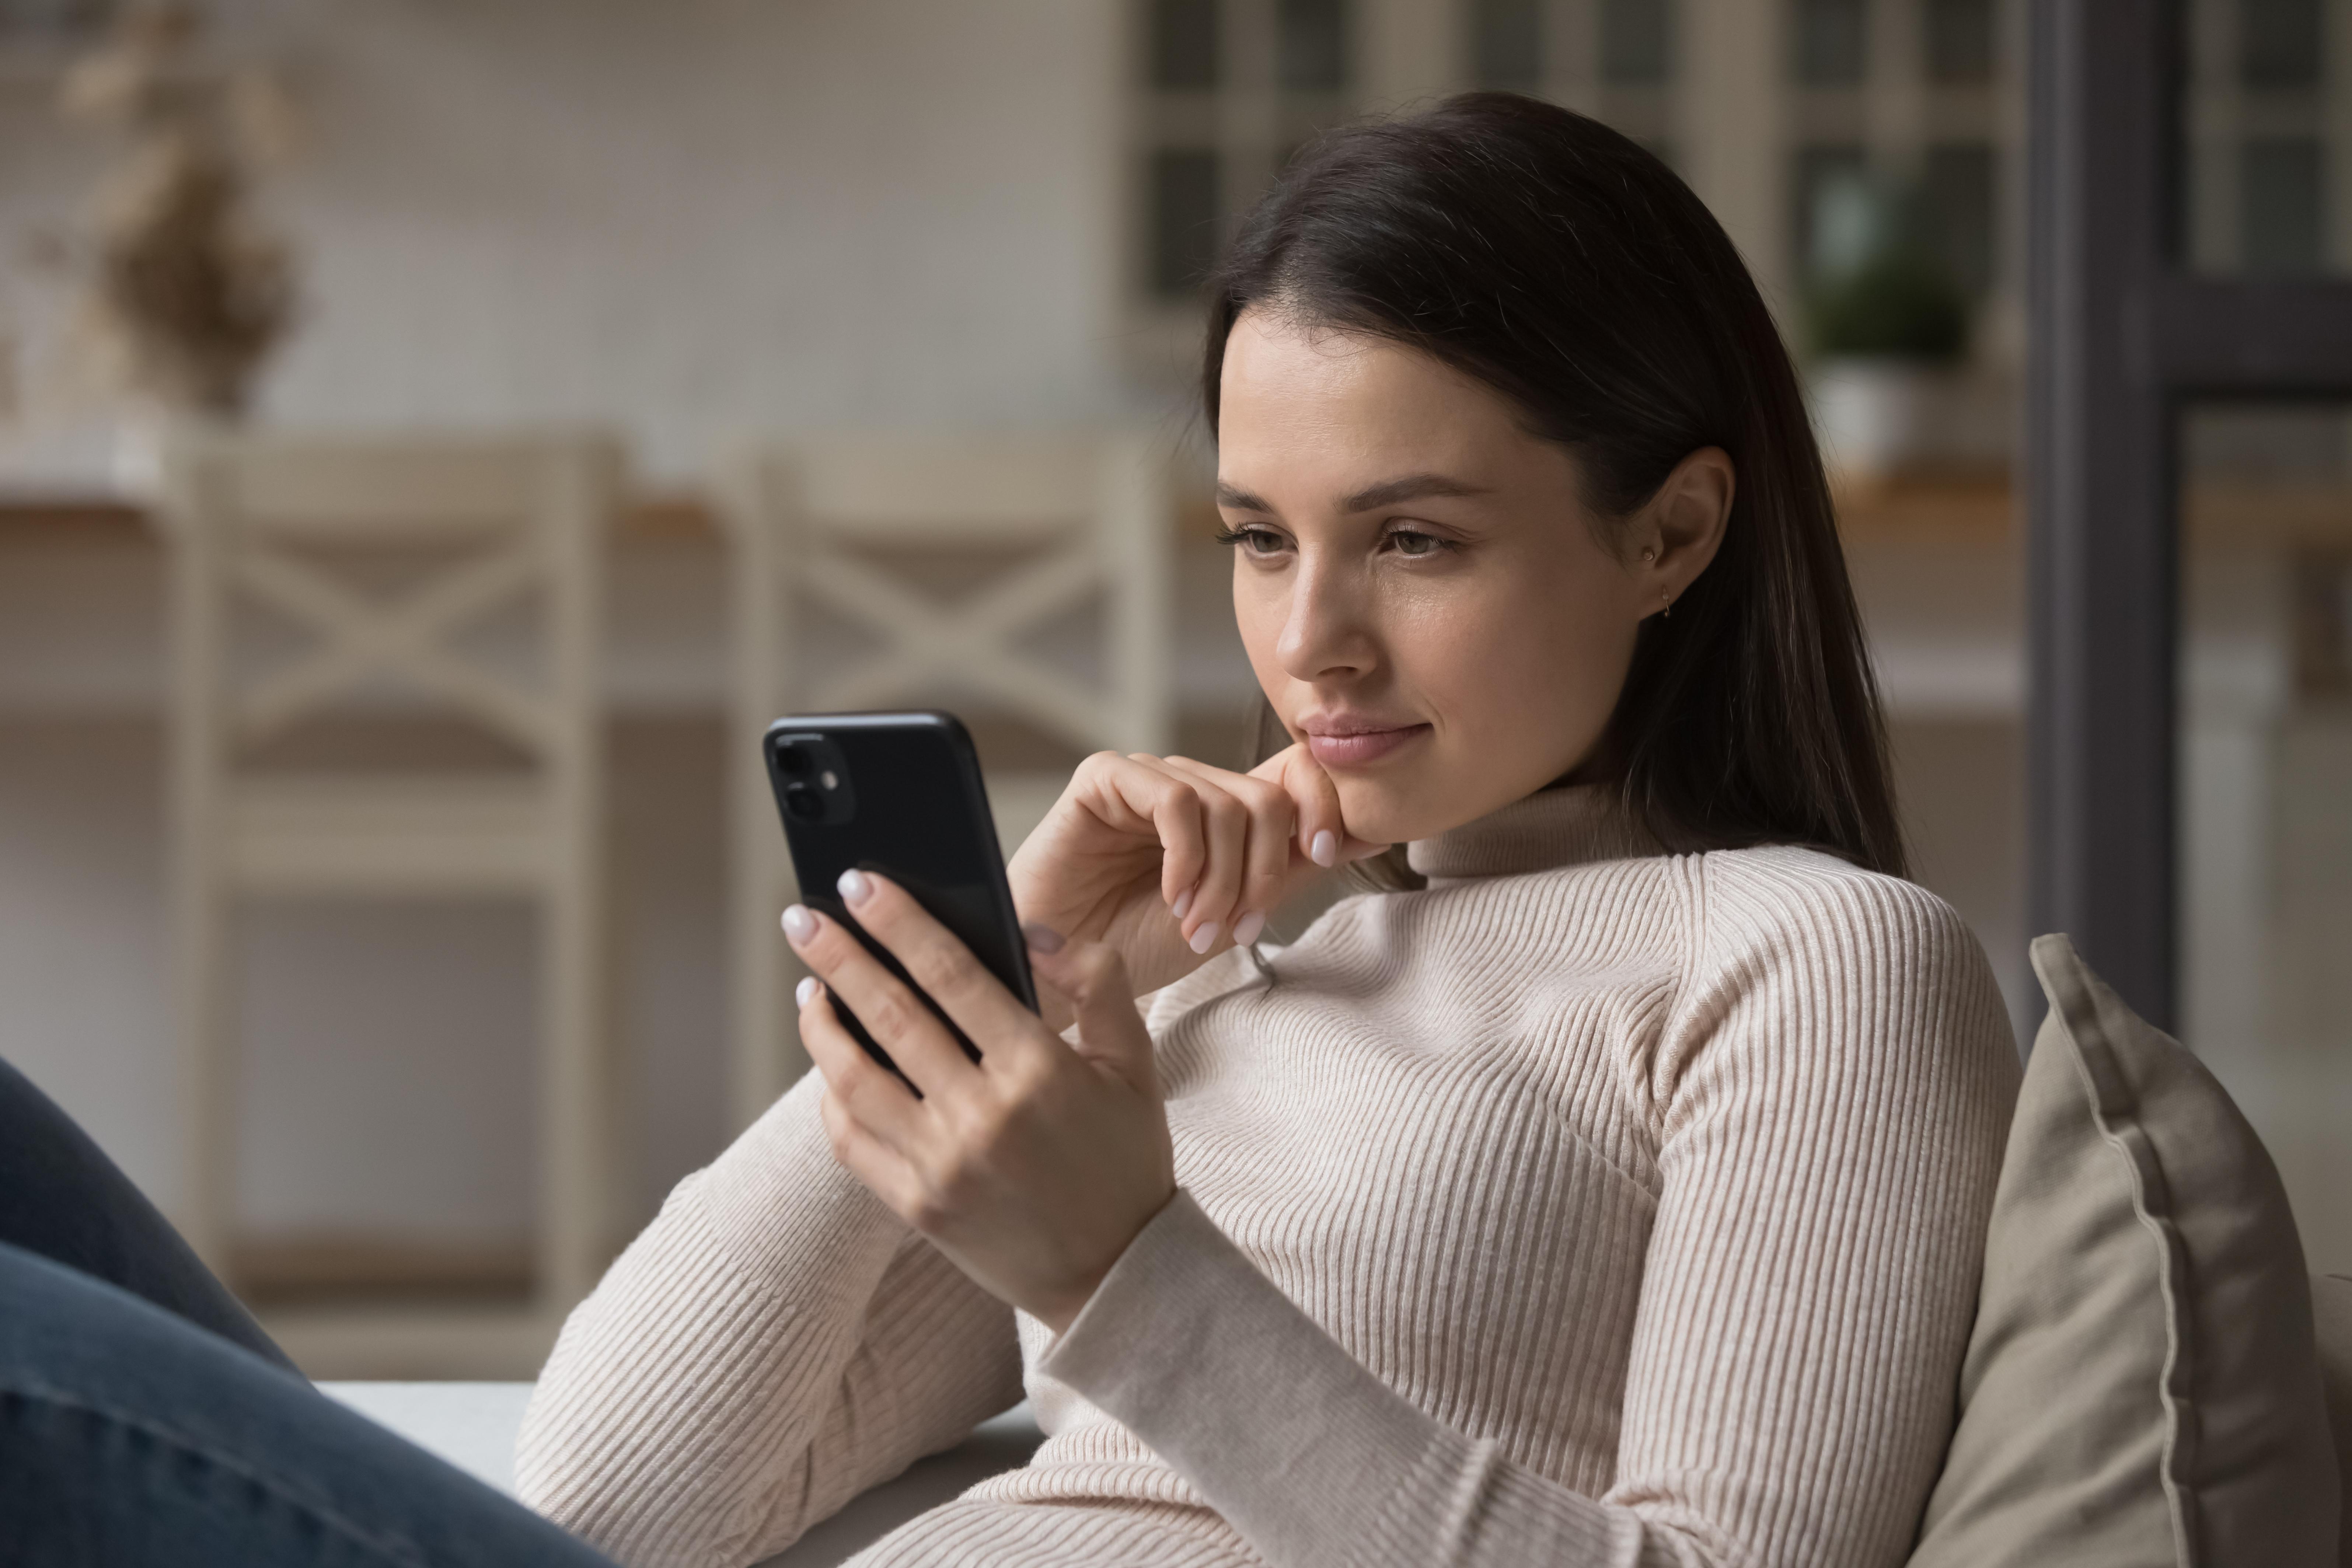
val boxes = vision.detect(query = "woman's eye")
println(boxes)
[1388,529,1446,557]
[1216,526,1290,556]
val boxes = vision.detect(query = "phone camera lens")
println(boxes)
[784,783,824,821]
[775,744,812,778]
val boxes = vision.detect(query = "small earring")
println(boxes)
[1661,589,1673,619]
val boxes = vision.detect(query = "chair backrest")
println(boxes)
[159,430,620,782]
[720,431,1173,759]
[715,430,1175,1127]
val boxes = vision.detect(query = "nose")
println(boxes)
[1276,546,1378,684]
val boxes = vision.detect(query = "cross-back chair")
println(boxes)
[160,429,621,1369]
[715,432,1174,1128]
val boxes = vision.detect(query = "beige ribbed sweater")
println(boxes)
[516,784,2021,1568]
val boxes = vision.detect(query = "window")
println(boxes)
[1464,0,1675,121]
[1149,0,1221,89]
[1924,142,1998,294]
[2240,0,2324,90]
[2184,0,2344,273]
[1794,143,1870,280]
[2178,401,2352,1274]
[1792,0,1868,87]
[1470,0,1543,92]
[2241,136,2326,272]
[1136,0,1362,303]
[1278,0,1349,91]
[1148,149,1224,295]
[2035,6,2352,1275]
[1601,0,1673,86]
[1924,0,1996,85]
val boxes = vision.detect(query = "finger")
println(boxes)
[817,1083,929,1221]
[796,974,927,1148]
[1128,755,1247,951]
[1026,939,1156,1097]
[783,902,976,1100]
[1126,761,1210,916]
[833,869,1041,1068]
[1255,744,1389,867]
[1068,752,1214,918]
[1140,755,1246,944]
[1159,755,1293,947]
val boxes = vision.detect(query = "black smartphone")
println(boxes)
[765,710,1037,1081]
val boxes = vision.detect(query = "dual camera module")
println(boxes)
[769,734,858,826]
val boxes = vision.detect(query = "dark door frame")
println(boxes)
[2027,0,2352,1032]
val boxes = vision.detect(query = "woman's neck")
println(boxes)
[1406,783,1660,885]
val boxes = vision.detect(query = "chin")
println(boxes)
[1330,778,1452,848]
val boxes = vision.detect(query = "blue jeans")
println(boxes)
[0,1057,616,1567]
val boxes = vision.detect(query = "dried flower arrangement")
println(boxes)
[49,3,301,418]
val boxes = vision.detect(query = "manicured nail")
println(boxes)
[795,976,819,1007]
[1172,887,1193,920]
[1189,921,1220,954]
[1232,911,1266,947]
[782,904,818,943]
[1023,922,1065,954]
[837,868,872,905]
[1311,830,1337,867]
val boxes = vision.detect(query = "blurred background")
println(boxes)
[0,0,2344,1377]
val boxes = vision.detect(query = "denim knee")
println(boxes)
[0,1243,612,1567]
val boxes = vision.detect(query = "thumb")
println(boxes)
[1253,743,1389,869]
[1026,934,1157,1098]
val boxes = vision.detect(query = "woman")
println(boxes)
[518,94,2020,1568]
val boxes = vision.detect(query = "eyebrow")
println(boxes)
[1214,472,1494,516]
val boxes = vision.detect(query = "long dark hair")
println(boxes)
[1207,92,1906,881]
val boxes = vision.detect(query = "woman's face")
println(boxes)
[1217,307,1730,847]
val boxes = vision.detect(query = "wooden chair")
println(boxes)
[159,430,620,1373]
[715,433,1174,1128]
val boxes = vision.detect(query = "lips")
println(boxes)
[1299,716,1431,768]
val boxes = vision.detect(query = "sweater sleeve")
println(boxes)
[1041,858,2020,1568]
[514,1071,1025,1568]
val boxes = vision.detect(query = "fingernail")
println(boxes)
[1232,910,1266,947]
[795,976,819,1007]
[837,868,872,905]
[1189,921,1220,955]
[1023,922,1065,954]
[1311,830,1337,867]
[782,904,818,943]
[1172,887,1193,920]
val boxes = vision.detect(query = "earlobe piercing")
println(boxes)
[1661,588,1674,619]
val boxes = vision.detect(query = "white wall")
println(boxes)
[4,0,1147,485]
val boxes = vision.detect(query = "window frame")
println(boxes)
[2025,0,2352,1030]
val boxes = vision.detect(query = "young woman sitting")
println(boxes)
[516,93,2021,1568]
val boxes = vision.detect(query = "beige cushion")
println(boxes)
[1908,934,2339,1566]
[2316,1275,2352,1568]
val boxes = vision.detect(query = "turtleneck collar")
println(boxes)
[1405,783,1661,885]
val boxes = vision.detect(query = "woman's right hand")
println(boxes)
[1006,745,1389,1023]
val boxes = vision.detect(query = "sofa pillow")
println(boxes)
[2316,1274,2352,1568]
[1907,933,2339,1567]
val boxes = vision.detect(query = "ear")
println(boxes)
[1630,447,1734,617]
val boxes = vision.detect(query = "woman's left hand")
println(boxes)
[783,870,1175,1334]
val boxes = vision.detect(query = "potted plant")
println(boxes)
[1803,174,1973,482]
[42,4,300,490]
